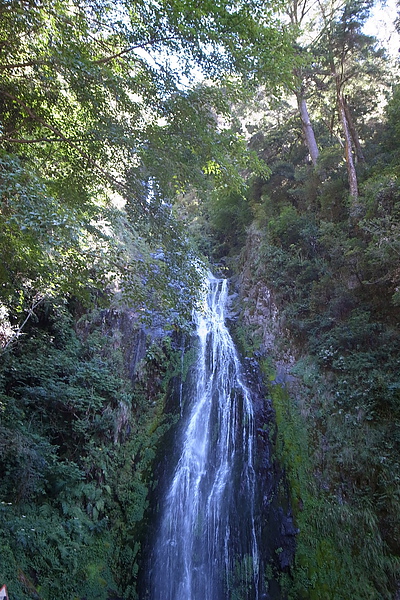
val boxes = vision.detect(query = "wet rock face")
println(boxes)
[218,277,297,596]
[241,352,297,599]
[277,509,299,570]
[79,307,170,384]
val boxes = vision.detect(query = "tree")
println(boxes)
[282,0,390,209]
[314,0,380,206]
[286,0,321,165]
[0,0,290,204]
[0,0,292,341]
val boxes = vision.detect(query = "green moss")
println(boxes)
[270,378,400,600]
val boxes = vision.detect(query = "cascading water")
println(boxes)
[150,273,264,600]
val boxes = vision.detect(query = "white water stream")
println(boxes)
[151,274,261,600]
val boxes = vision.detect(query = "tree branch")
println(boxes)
[0,89,133,198]
[2,296,45,353]
[0,136,89,144]
[93,36,180,65]
[1,34,181,74]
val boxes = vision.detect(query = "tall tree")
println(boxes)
[315,0,377,205]
[286,0,321,165]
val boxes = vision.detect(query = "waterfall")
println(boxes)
[150,274,262,600]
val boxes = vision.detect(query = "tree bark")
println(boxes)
[337,91,358,200]
[296,90,319,166]
[343,96,365,162]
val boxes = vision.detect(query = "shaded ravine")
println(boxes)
[147,274,296,600]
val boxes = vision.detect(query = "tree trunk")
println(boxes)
[343,96,365,162]
[337,91,358,200]
[296,90,319,166]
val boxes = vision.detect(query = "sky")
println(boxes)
[364,0,400,57]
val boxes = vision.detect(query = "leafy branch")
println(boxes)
[2,296,45,353]
[0,89,136,201]
[93,36,182,65]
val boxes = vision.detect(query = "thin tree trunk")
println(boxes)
[343,96,365,162]
[296,90,319,166]
[337,91,358,200]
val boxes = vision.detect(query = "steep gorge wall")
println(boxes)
[232,223,400,600]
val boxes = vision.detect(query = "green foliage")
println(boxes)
[0,0,294,347]
[229,54,400,597]
[0,153,111,306]
[0,154,203,343]
[270,380,400,600]
[0,299,186,598]
[207,189,254,257]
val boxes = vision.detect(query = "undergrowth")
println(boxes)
[0,300,184,599]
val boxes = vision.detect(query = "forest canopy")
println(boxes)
[0,0,293,342]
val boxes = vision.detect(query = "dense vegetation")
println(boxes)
[0,300,186,598]
[1,0,400,598]
[202,3,400,597]
[0,0,290,597]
